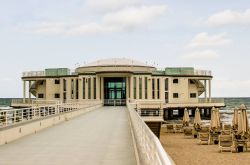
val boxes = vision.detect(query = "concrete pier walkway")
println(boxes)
[0,107,137,165]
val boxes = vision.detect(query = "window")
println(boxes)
[139,78,142,99]
[93,77,96,99]
[157,78,160,99]
[39,81,44,85]
[83,78,85,99]
[63,93,66,100]
[55,79,60,84]
[38,93,44,98]
[165,78,169,91]
[173,93,179,98]
[173,79,178,84]
[189,80,195,84]
[71,79,74,99]
[190,93,197,98]
[63,79,66,91]
[152,78,155,99]
[145,77,148,99]
[54,93,60,98]
[76,79,79,99]
[133,77,136,99]
[88,78,91,99]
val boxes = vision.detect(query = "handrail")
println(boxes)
[0,101,102,128]
[198,98,225,103]
[127,102,175,165]
[22,71,45,77]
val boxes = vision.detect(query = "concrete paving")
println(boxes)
[0,107,137,165]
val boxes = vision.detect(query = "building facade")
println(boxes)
[15,58,224,111]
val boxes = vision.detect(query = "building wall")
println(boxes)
[30,74,204,104]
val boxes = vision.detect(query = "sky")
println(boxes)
[0,0,250,98]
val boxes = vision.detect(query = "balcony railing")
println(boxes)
[194,70,212,76]
[198,98,225,104]
[23,71,45,77]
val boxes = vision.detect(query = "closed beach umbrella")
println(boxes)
[183,108,190,126]
[237,110,243,134]
[210,107,220,130]
[238,104,249,135]
[194,108,201,128]
[216,108,221,128]
[232,107,238,129]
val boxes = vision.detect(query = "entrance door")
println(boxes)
[104,77,126,106]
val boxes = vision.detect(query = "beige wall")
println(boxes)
[28,74,208,104]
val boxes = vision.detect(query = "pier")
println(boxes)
[0,101,174,165]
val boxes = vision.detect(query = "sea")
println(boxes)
[0,97,250,123]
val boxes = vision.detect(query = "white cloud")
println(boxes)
[85,0,143,13]
[187,32,232,48]
[206,9,250,26]
[103,5,167,29]
[19,5,168,36]
[182,50,219,60]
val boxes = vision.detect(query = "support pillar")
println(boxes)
[126,77,129,101]
[23,80,26,103]
[101,77,104,100]
[208,80,211,102]
[141,76,145,100]
[130,76,133,100]
[28,81,31,100]
[148,77,152,100]
[96,76,100,100]
[136,76,139,100]
[204,80,207,100]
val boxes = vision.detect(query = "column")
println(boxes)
[60,78,64,102]
[28,81,31,100]
[204,80,207,100]
[91,77,94,100]
[66,78,71,101]
[101,77,104,100]
[126,77,129,100]
[96,76,100,100]
[23,80,26,103]
[160,78,165,101]
[148,77,152,100]
[85,78,89,100]
[154,78,157,100]
[209,80,211,102]
[136,76,139,100]
[141,76,145,100]
[79,77,83,101]
[130,76,133,100]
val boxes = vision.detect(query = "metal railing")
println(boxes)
[127,102,175,165]
[23,71,45,77]
[104,99,126,106]
[198,98,225,103]
[0,101,101,128]
[194,70,212,76]
[137,109,163,117]
[12,98,35,104]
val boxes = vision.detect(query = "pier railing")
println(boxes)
[0,101,102,128]
[127,102,175,165]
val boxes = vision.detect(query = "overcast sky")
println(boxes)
[0,0,250,98]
